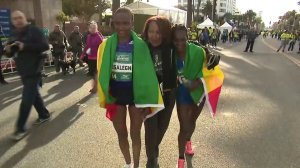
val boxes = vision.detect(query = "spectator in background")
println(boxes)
[68,26,84,67]
[49,24,68,73]
[211,29,218,49]
[276,30,289,52]
[244,28,257,52]
[81,21,103,93]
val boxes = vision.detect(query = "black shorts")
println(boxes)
[88,59,97,76]
[110,80,134,106]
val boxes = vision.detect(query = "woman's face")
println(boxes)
[90,24,98,33]
[173,30,187,53]
[147,21,162,47]
[113,12,133,39]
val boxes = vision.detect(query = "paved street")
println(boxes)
[0,37,300,168]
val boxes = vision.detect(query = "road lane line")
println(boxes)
[262,38,300,68]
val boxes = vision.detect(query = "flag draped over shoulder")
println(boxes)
[183,43,224,117]
[97,32,164,120]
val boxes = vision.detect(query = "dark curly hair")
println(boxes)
[171,24,188,39]
[113,7,134,21]
[141,16,172,45]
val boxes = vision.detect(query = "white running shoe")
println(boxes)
[123,163,133,168]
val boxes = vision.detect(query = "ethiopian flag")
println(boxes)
[97,32,164,120]
[183,43,224,117]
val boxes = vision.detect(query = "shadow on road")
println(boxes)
[212,46,300,167]
[43,68,90,105]
[0,80,23,112]
[0,94,92,168]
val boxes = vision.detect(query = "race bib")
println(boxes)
[112,51,133,81]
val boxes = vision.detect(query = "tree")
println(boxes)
[56,11,69,25]
[244,10,256,27]
[195,0,202,22]
[112,0,120,13]
[187,0,193,27]
[212,0,217,22]
[202,0,213,19]
[125,0,134,5]
[223,12,233,21]
[62,0,110,22]
[56,11,69,32]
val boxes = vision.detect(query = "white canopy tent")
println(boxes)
[126,1,187,25]
[197,18,214,29]
[219,22,233,33]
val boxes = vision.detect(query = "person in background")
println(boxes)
[4,11,50,140]
[276,30,289,52]
[49,24,68,73]
[41,27,50,77]
[287,32,296,52]
[68,25,84,67]
[211,29,218,49]
[198,28,209,46]
[82,22,91,71]
[81,21,103,93]
[244,28,257,53]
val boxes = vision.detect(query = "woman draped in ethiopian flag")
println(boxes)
[172,25,224,168]
[97,7,164,168]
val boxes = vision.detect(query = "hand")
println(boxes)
[15,41,24,51]
[4,44,12,53]
[187,79,202,91]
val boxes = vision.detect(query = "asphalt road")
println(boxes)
[0,36,299,168]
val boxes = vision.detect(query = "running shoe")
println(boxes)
[185,141,194,155]
[177,159,185,168]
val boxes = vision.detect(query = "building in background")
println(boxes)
[0,0,62,31]
[178,0,236,17]
[216,0,236,16]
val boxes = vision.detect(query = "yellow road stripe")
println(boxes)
[262,38,300,67]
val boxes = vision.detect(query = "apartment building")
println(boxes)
[178,0,236,17]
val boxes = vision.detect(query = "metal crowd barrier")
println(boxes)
[0,50,54,75]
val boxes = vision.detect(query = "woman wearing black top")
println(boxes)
[142,16,177,168]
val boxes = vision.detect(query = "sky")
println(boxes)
[139,0,300,25]
[236,0,300,25]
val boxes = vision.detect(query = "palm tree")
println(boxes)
[244,10,256,27]
[223,13,233,22]
[112,0,120,13]
[202,0,212,19]
[195,0,202,22]
[187,0,193,27]
[212,0,217,22]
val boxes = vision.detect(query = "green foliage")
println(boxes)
[56,11,69,24]
[125,0,134,5]
[62,0,111,20]
[202,0,212,19]
[273,10,300,31]
[223,13,233,21]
